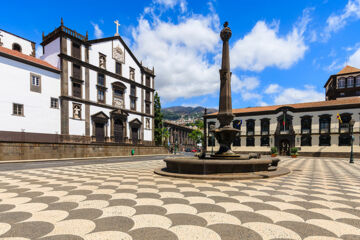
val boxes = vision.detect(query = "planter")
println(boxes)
[271,154,278,157]
[291,155,297,158]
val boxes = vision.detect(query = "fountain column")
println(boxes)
[215,22,239,156]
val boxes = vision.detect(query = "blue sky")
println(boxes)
[2,0,360,109]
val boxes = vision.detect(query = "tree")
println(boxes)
[189,129,203,145]
[154,92,164,146]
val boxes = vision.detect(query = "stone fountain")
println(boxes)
[155,22,290,180]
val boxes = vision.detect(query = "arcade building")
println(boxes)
[205,65,360,157]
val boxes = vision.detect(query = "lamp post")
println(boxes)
[350,119,355,164]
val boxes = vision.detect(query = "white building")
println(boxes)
[205,66,360,157]
[0,20,155,145]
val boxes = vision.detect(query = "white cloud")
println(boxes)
[324,0,360,39]
[348,48,360,68]
[132,13,221,101]
[264,84,281,94]
[232,75,262,101]
[36,45,43,58]
[153,0,187,12]
[91,22,104,39]
[231,9,310,71]
[273,85,324,105]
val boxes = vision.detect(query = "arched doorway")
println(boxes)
[91,112,109,143]
[129,118,142,145]
[279,139,290,156]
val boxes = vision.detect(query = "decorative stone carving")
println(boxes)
[99,55,106,69]
[112,41,125,63]
[73,104,81,119]
[114,97,124,108]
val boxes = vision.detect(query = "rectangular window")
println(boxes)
[356,76,360,87]
[115,62,122,75]
[97,89,105,103]
[348,77,354,88]
[261,119,269,135]
[30,73,41,93]
[97,73,105,86]
[113,88,124,108]
[130,98,136,110]
[146,91,150,101]
[338,78,345,89]
[129,68,135,80]
[72,82,82,98]
[146,103,151,114]
[246,137,255,146]
[130,85,136,96]
[233,136,241,146]
[146,76,151,87]
[13,103,23,116]
[246,120,255,136]
[208,136,215,146]
[260,136,269,146]
[50,98,59,109]
[72,42,81,59]
[72,64,81,79]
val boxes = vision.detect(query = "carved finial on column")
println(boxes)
[61,18,64,26]
[86,31,88,40]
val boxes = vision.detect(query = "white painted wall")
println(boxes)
[0,56,60,134]
[41,37,60,69]
[0,30,34,56]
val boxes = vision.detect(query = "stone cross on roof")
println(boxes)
[114,20,120,36]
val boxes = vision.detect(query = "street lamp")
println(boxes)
[350,119,355,164]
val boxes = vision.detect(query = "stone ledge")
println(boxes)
[154,167,291,180]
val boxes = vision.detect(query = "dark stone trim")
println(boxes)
[70,77,84,84]
[0,51,60,74]
[59,53,154,91]
[60,95,154,118]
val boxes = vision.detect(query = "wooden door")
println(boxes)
[132,127,138,144]
[114,119,123,143]
[95,123,105,142]
[279,139,290,156]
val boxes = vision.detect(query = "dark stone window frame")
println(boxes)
[115,62,122,76]
[145,102,151,114]
[30,73,41,93]
[71,77,83,99]
[146,75,151,87]
[12,103,24,116]
[232,120,241,146]
[72,63,82,80]
[71,42,81,60]
[50,97,59,109]
[260,118,270,136]
[112,82,126,108]
[246,119,255,136]
[319,114,331,146]
[301,115,312,146]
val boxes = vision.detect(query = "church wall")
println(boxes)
[0,56,60,135]
[41,37,60,68]
[68,101,85,136]
[0,30,34,56]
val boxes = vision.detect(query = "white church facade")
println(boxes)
[0,20,155,145]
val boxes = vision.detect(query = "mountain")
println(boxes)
[162,106,217,120]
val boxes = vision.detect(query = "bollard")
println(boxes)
[131,149,135,156]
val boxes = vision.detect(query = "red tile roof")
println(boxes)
[207,97,360,116]
[0,46,59,72]
[337,65,360,75]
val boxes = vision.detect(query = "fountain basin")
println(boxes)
[154,156,290,180]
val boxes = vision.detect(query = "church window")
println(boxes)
[347,77,354,87]
[338,78,345,89]
[130,85,136,97]
[72,64,81,79]
[71,43,81,59]
[356,76,360,87]
[30,73,41,93]
[115,62,122,75]
[97,73,105,86]
[73,103,81,119]
[12,43,22,52]
[97,89,105,103]
[13,103,23,116]
[145,103,151,114]
[130,98,136,110]
[72,82,82,98]
[129,68,135,80]
[146,76,151,87]
[50,98,59,109]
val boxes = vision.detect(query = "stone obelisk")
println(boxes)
[215,22,239,156]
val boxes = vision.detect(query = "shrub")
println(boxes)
[270,147,278,154]
[290,147,298,155]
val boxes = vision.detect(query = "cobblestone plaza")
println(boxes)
[0,157,358,239]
